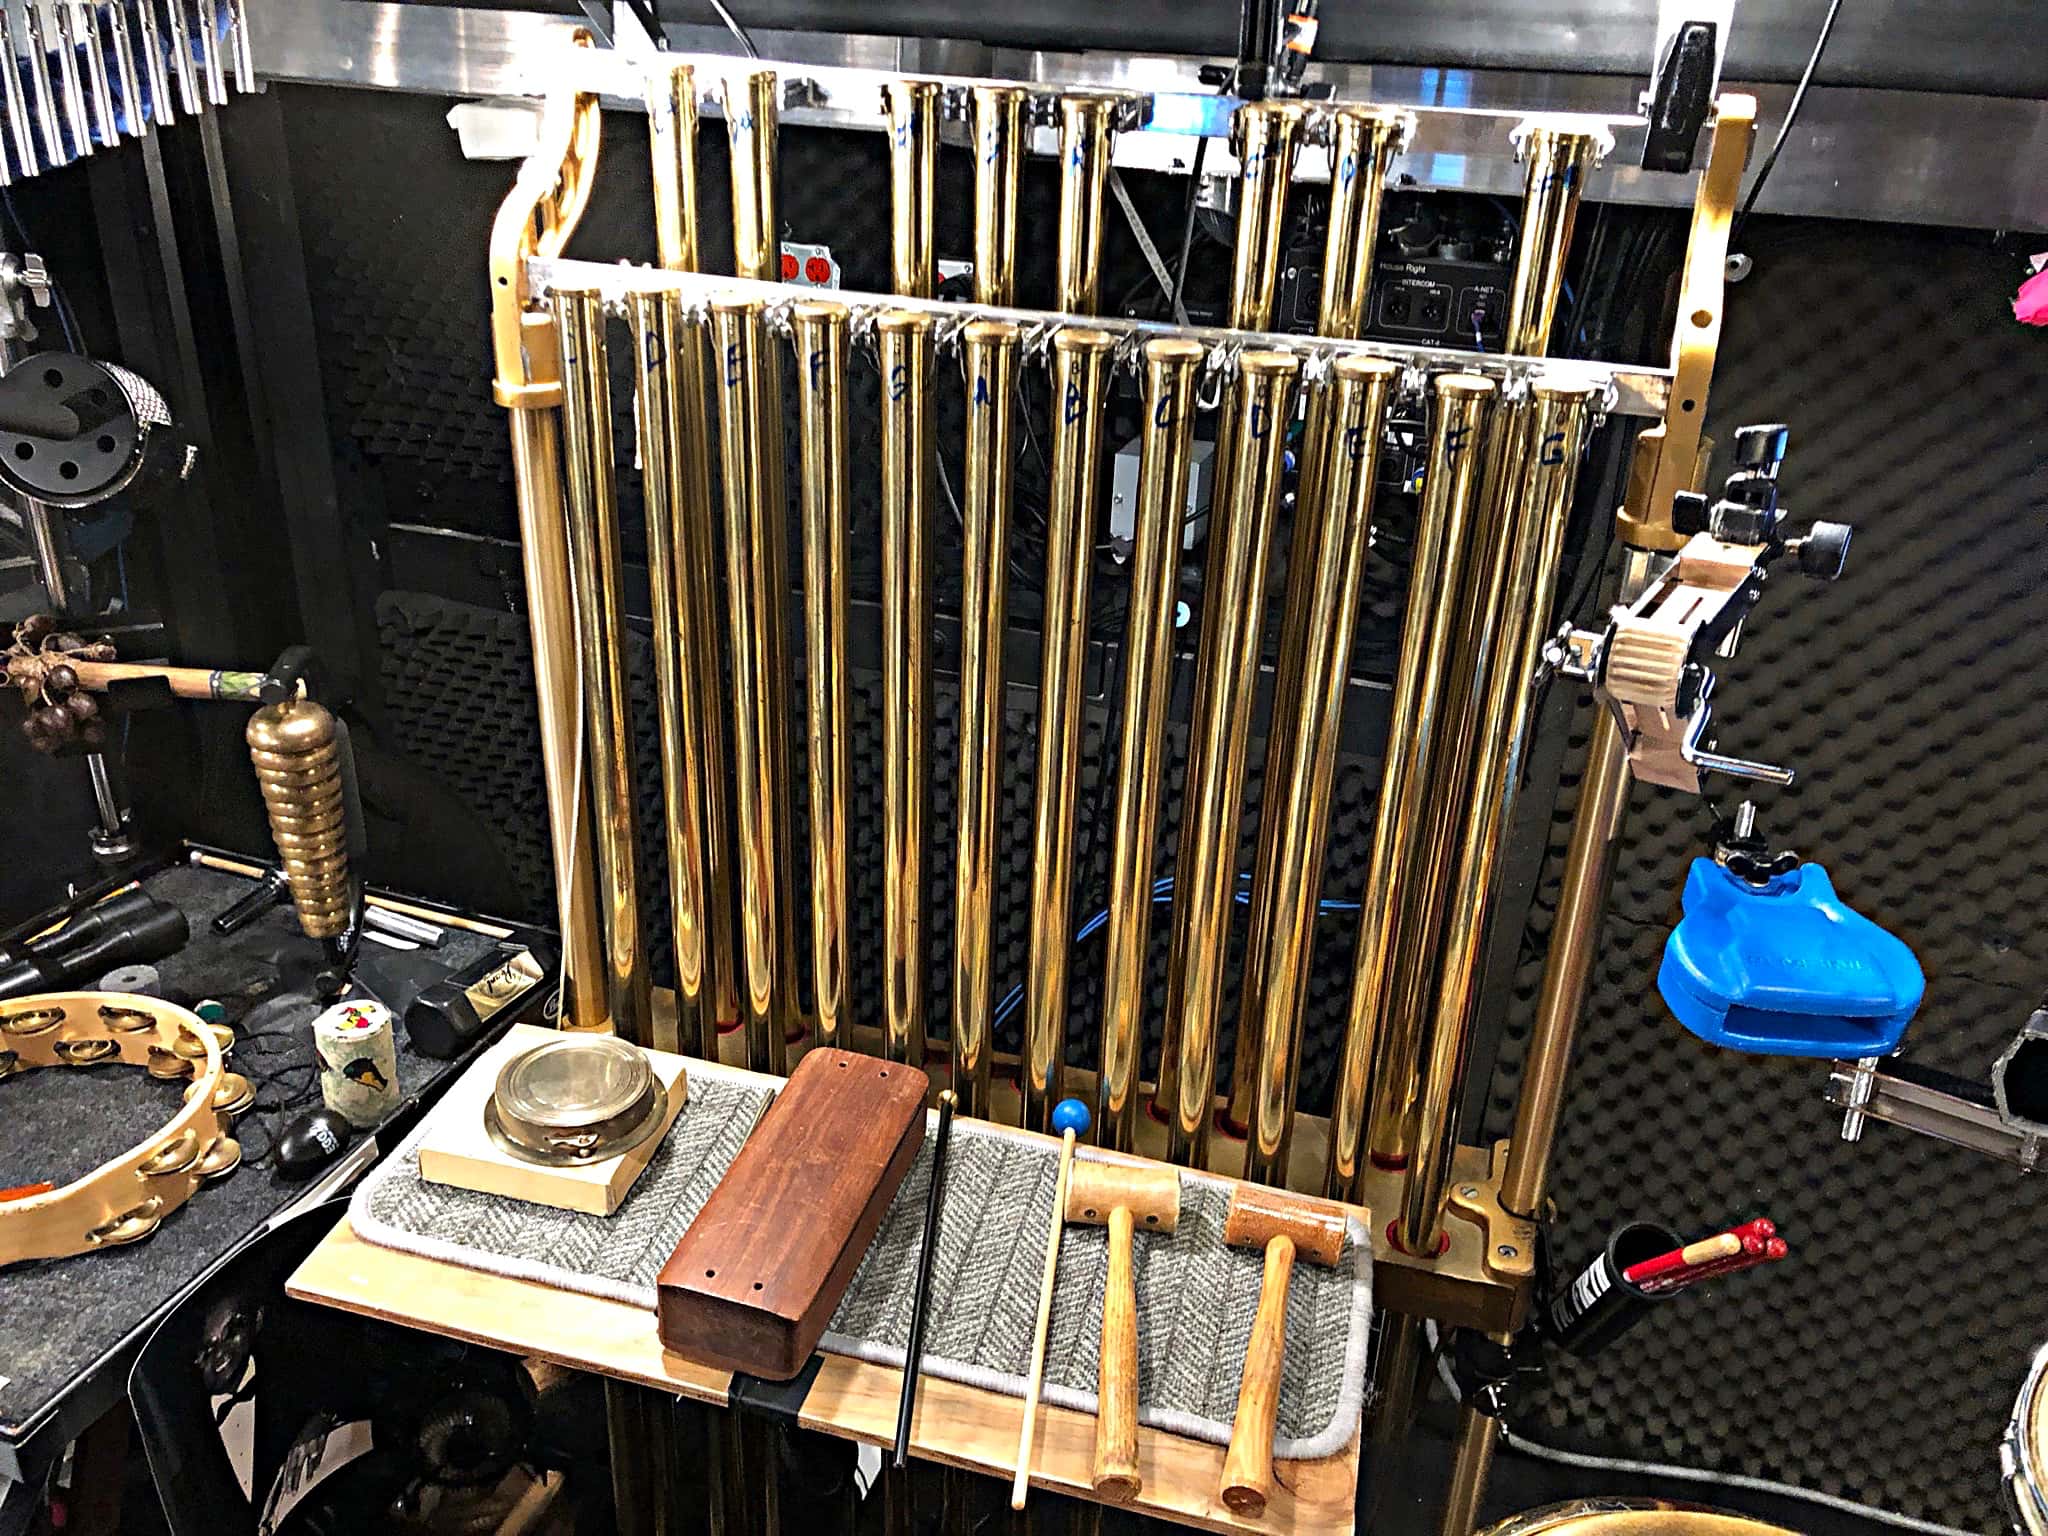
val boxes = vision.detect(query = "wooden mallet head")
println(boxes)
[1221,1184,1347,1266]
[1064,1159,1181,1233]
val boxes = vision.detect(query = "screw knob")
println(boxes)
[1795,520,1852,580]
[1732,423,1789,473]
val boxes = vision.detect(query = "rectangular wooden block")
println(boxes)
[657,1047,927,1379]
[417,1023,689,1216]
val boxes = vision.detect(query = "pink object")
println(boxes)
[2016,265,2048,326]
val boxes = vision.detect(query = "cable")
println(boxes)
[1109,166,1187,326]
[703,0,759,59]
[1425,1331,1976,1536]
[1731,0,1841,246]
[1167,134,1210,327]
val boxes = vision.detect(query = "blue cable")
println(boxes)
[990,875,1362,1026]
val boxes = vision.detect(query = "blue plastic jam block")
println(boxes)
[1658,858,1924,1058]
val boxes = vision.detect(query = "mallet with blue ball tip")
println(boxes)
[1011,1096,1090,1510]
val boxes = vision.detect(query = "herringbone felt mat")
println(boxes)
[351,1051,1372,1460]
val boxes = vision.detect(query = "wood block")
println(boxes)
[657,1048,927,1379]
[417,1023,689,1216]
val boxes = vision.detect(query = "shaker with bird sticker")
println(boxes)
[313,998,401,1127]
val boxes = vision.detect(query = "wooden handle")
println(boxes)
[1219,1234,1296,1516]
[1092,1202,1141,1501]
[68,660,265,701]
[1012,1127,1076,1511]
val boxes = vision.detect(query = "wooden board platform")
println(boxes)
[289,1218,1358,1533]
[287,1053,1366,1536]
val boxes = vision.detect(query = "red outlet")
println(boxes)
[805,255,832,284]
[780,252,799,280]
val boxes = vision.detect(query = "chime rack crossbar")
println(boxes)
[526,259,1667,418]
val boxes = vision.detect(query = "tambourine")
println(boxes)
[0,992,249,1268]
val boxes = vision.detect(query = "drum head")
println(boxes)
[1479,1501,1798,1536]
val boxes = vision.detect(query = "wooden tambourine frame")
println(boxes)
[0,992,250,1268]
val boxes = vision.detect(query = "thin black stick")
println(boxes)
[893,1089,957,1467]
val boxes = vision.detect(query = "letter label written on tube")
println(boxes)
[1343,423,1366,463]
[1063,379,1082,425]
[974,372,991,408]
[1539,429,1566,466]
[725,344,741,389]
[1251,403,1270,440]
[1445,423,1470,460]
[889,363,909,402]
[1153,386,1176,433]
[809,349,826,392]
[644,328,665,373]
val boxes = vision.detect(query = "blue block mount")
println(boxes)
[1657,858,1925,1058]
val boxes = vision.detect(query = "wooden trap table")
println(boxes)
[287,1063,1365,1534]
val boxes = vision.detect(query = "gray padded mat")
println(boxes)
[351,1058,1372,1461]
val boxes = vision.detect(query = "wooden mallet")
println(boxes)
[1217,1184,1349,1516]
[1063,1155,1181,1502]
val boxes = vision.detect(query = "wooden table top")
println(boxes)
[289,1215,1361,1534]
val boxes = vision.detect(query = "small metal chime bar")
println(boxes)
[644,62,729,1056]
[721,68,801,1065]
[885,79,940,299]
[1316,107,1409,339]
[1020,325,1114,1132]
[1231,356,1398,1187]
[709,295,791,1075]
[878,308,937,1067]
[952,318,1021,1118]
[1096,337,1204,1152]
[1159,348,1300,1168]
[552,286,653,1047]
[1326,373,1496,1199]
[1224,102,1406,1172]
[971,85,1026,307]
[793,299,852,1053]
[629,287,713,1056]
[1154,99,1305,1168]
[1055,94,1117,314]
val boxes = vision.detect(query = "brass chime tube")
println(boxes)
[1225,103,1305,332]
[710,296,791,1075]
[971,86,1026,307]
[885,79,941,298]
[506,409,606,1030]
[1055,95,1116,314]
[1324,375,1496,1200]
[1234,357,1398,1188]
[1021,325,1115,1132]
[1159,351,1301,1168]
[793,300,852,1053]
[725,70,781,282]
[552,287,653,1046]
[1399,382,1598,1253]
[953,319,1021,1119]
[1152,105,1304,1133]
[1319,107,1407,338]
[629,289,715,1056]
[878,310,937,1067]
[1503,124,1601,356]
[648,64,739,1037]
[1097,337,1205,1152]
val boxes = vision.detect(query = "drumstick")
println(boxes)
[1013,1097,1090,1511]
[1621,1231,1741,1286]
